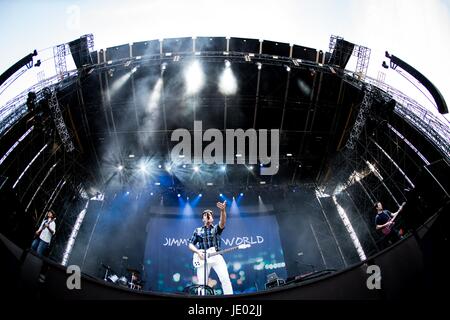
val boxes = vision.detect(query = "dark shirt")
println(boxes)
[375,210,393,226]
[188,224,224,251]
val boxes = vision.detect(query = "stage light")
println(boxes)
[165,164,172,172]
[193,166,199,172]
[260,181,266,184]
[236,153,242,158]
[199,193,202,197]
[182,164,187,168]
[148,78,163,111]
[240,193,244,196]
[131,66,138,73]
[177,193,181,197]
[256,62,262,70]
[207,182,214,186]
[219,64,237,95]
[129,154,135,158]
[220,165,226,172]
[109,71,131,94]
[126,191,130,195]
[161,62,167,71]
[219,193,223,197]
[139,163,147,172]
[179,154,185,158]
[158,164,162,168]
[224,59,231,68]
[286,153,292,157]
[150,192,154,196]
[285,66,291,72]
[154,182,161,185]
[184,60,204,95]
[117,165,124,171]
[248,166,254,170]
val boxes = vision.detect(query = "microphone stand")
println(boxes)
[203,225,208,296]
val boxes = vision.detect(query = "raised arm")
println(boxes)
[217,200,227,229]
[393,202,406,216]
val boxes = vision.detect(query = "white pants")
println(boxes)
[197,254,233,295]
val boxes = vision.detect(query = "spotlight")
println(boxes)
[220,165,226,172]
[219,63,237,95]
[177,193,181,198]
[129,154,135,158]
[117,165,124,171]
[182,164,187,168]
[184,60,204,95]
[150,192,154,196]
[199,193,202,197]
[158,164,162,169]
[248,166,254,170]
[139,164,147,172]
[165,164,172,172]
[131,66,138,73]
[285,66,291,72]
[126,191,130,195]
[219,193,223,197]
[193,166,199,172]
[240,193,244,196]
[286,153,292,157]
[256,62,262,70]
[161,63,167,71]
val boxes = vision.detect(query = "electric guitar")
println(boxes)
[381,202,406,235]
[193,244,251,268]
[34,218,55,239]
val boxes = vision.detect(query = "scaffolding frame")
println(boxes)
[329,35,371,80]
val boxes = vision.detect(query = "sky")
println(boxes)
[0,0,449,123]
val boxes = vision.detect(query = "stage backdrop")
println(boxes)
[143,213,286,294]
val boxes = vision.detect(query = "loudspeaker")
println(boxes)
[69,36,93,69]
[328,39,354,69]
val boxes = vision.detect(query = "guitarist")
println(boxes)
[188,201,233,295]
[31,209,56,256]
[375,201,405,245]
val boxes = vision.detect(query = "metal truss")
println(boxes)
[329,35,371,80]
[364,76,450,159]
[54,43,68,81]
[48,89,75,152]
[345,83,373,150]
[53,34,94,81]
